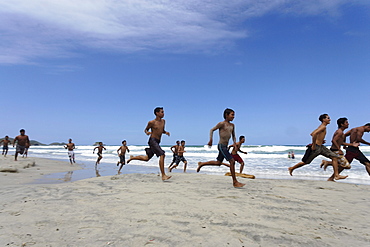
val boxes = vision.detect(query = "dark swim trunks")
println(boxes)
[345,146,370,165]
[172,154,178,162]
[2,146,8,151]
[216,144,233,162]
[16,145,26,154]
[145,137,165,160]
[175,155,187,165]
[301,144,338,164]
[119,155,125,164]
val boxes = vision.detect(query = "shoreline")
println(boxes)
[0,155,82,186]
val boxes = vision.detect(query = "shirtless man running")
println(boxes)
[320,118,359,181]
[228,135,248,174]
[288,114,347,180]
[197,108,245,188]
[64,138,76,164]
[13,129,30,161]
[93,142,106,166]
[344,123,370,176]
[1,136,10,157]
[117,140,130,173]
[169,140,187,172]
[127,107,171,181]
[168,140,180,171]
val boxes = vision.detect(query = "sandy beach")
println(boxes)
[1,156,370,246]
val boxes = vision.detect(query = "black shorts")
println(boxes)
[119,155,125,164]
[172,154,178,162]
[175,156,187,165]
[145,137,165,160]
[345,146,370,165]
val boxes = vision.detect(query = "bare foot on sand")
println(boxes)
[197,162,203,173]
[233,182,245,188]
[288,167,294,176]
[162,175,172,181]
[335,175,348,180]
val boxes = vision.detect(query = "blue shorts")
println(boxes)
[216,144,233,162]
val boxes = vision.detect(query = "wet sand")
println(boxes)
[1,156,370,246]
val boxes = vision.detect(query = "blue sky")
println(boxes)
[1,0,369,145]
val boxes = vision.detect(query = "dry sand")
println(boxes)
[1,156,370,246]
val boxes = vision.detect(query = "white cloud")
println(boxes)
[0,0,368,64]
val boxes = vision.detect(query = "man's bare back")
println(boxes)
[348,126,370,144]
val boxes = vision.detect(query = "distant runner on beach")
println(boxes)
[228,135,248,174]
[1,136,10,157]
[127,107,171,181]
[344,123,370,176]
[117,140,130,173]
[169,140,187,172]
[93,142,106,166]
[197,108,245,188]
[288,114,347,180]
[13,129,30,161]
[168,140,180,171]
[64,138,76,164]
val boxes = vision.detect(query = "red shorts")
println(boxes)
[232,154,243,164]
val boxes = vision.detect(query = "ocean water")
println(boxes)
[24,145,370,185]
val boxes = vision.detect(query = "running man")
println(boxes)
[228,135,248,174]
[64,138,76,164]
[1,136,10,157]
[169,140,187,172]
[13,129,30,161]
[288,114,347,180]
[344,123,370,175]
[127,107,171,181]
[320,117,359,180]
[93,142,106,166]
[197,108,245,188]
[168,140,180,171]
[117,140,130,173]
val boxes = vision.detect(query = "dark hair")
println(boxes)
[223,108,234,119]
[239,136,245,141]
[20,129,25,132]
[154,107,163,115]
[365,123,370,127]
[181,140,185,143]
[319,114,328,122]
[337,117,348,128]
[122,140,126,143]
